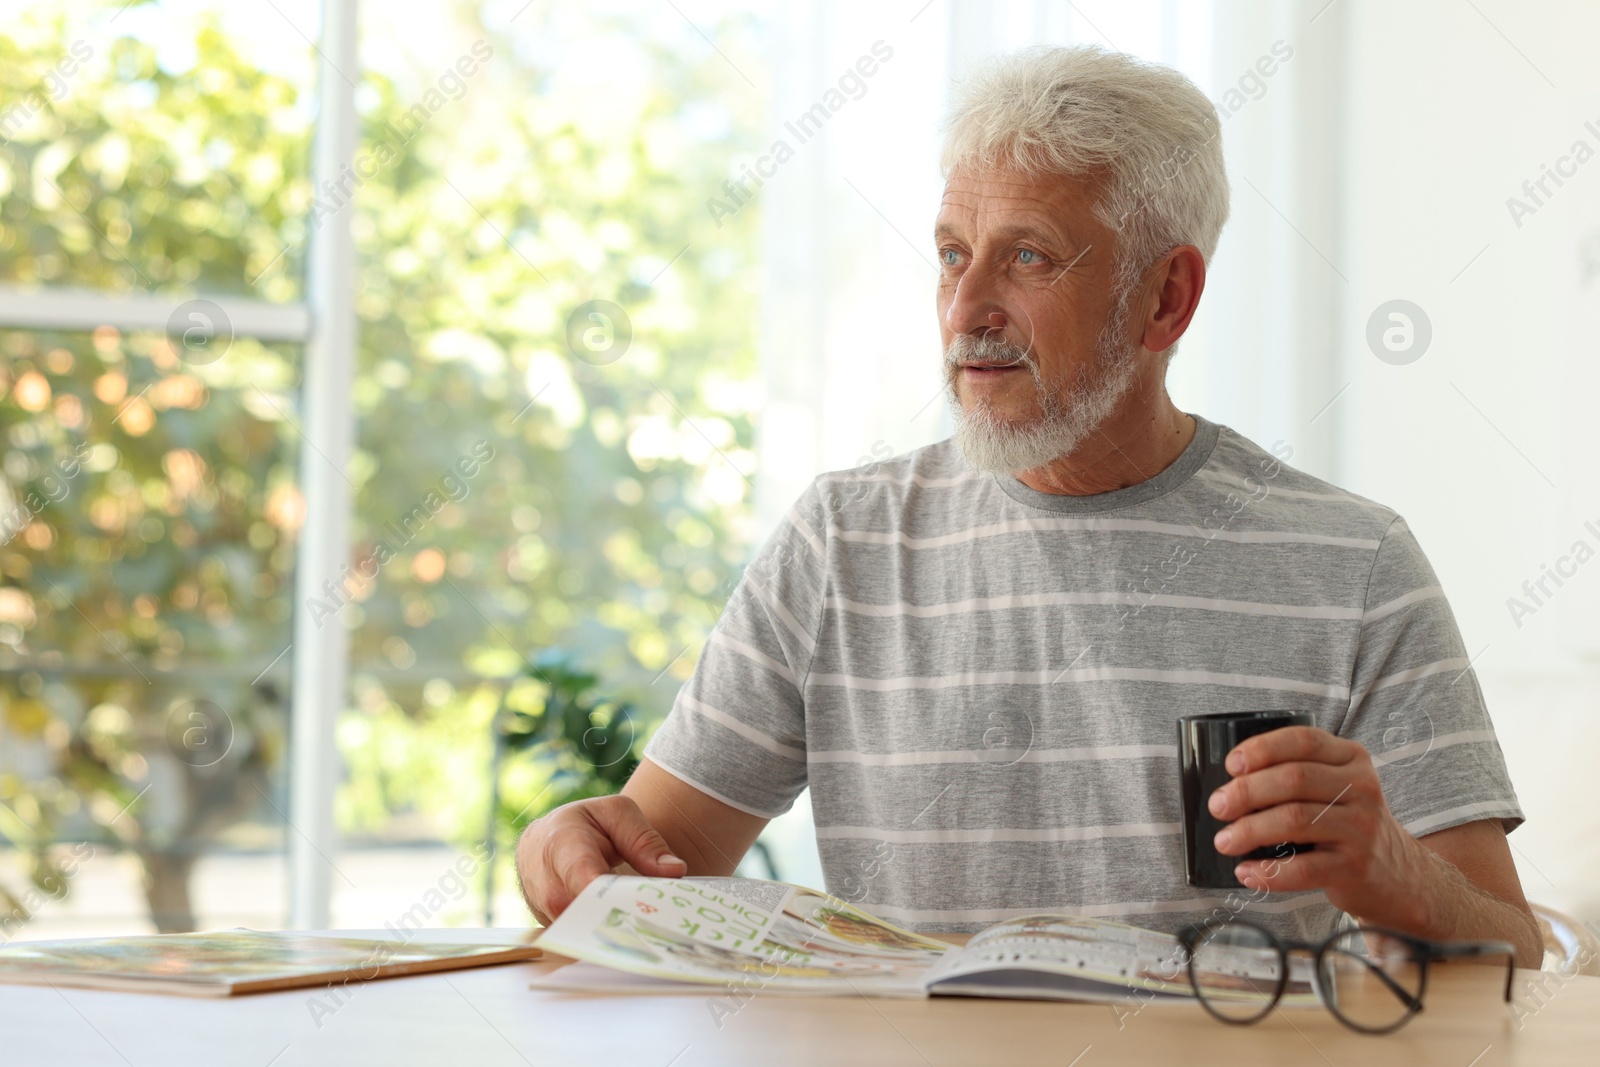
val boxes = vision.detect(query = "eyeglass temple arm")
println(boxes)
[1345,954,1425,1012]
[1428,940,1517,1002]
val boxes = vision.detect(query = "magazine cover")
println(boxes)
[0,930,542,997]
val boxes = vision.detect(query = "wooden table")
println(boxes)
[5,928,1597,1065]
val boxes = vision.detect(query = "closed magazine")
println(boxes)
[0,929,541,997]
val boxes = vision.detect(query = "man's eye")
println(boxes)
[940,248,960,266]
[1016,248,1042,264]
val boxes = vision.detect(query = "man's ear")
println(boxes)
[1138,245,1206,354]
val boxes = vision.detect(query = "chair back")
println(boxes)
[1532,903,1600,976]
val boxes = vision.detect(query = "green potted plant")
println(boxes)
[481,651,642,923]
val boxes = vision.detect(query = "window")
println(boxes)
[1,0,769,936]
[2,0,317,937]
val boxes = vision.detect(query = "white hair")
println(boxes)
[941,45,1230,319]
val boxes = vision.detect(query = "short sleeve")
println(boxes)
[1339,517,1524,837]
[642,481,829,818]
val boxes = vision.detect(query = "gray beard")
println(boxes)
[945,304,1139,475]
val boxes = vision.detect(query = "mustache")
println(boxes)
[944,333,1034,369]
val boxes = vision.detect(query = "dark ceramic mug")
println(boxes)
[1177,710,1316,889]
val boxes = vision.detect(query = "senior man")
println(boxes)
[518,46,1541,965]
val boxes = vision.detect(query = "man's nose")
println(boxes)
[940,287,1004,337]
[945,267,1010,338]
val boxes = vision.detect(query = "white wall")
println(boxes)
[1334,0,1600,919]
[1178,0,1346,478]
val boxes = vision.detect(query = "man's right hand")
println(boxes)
[515,758,772,925]
[515,796,684,921]
[514,793,688,926]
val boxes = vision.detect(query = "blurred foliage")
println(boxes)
[498,651,642,789]
[488,651,644,853]
[0,1,764,930]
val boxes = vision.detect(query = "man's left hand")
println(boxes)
[1206,725,1428,926]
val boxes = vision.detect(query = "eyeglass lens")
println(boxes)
[1188,922,1283,1023]
[1317,928,1425,1032]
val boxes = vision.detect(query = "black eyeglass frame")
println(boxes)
[1175,917,1515,1035]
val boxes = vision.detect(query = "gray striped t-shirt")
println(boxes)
[644,415,1524,938]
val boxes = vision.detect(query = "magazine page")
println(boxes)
[924,914,1317,1007]
[533,875,951,996]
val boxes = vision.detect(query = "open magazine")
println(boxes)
[533,875,1318,1005]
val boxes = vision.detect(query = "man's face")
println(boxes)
[935,165,1141,470]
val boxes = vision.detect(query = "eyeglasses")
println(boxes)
[1175,917,1514,1035]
